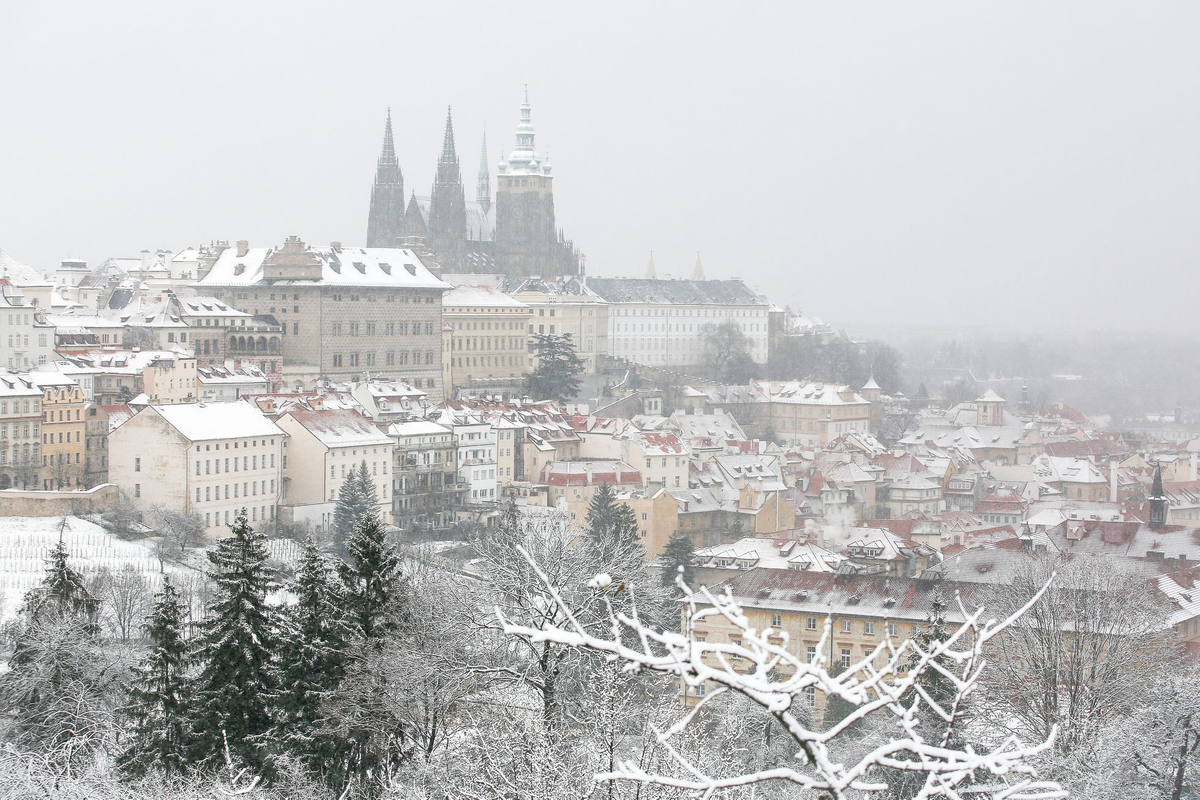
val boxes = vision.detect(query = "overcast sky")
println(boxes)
[2,2,1197,334]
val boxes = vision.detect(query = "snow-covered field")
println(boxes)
[0,516,200,622]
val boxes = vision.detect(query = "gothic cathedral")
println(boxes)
[365,85,579,278]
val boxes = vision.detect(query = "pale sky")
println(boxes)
[2,2,1197,333]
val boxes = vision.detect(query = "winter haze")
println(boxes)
[2,1,1197,333]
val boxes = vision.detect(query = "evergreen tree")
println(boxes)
[333,461,380,555]
[1,536,111,762]
[660,534,695,591]
[189,509,278,772]
[526,333,584,400]
[339,514,404,642]
[118,578,190,776]
[274,538,347,772]
[19,536,99,633]
[586,484,639,550]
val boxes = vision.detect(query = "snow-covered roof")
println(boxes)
[388,420,452,438]
[199,243,449,290]
[695,536,846,573]
[977,389,1006,402]
[443,283,530,310]
[586,277,765,307]
[0,249,51,287]
[283,409,390,448]
[150,402,285,442]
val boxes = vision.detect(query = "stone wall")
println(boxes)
[0,484,118,516]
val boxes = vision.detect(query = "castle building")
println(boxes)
[197,237,449,398]
[366,86,578,278]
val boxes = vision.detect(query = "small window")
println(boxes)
[134,457,141,472]
[806,617,817,631]
[771,613,782,628]
[840,619,852,633]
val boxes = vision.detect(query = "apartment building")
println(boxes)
[502,275,609,373]
[30,373,86,489]
[276,408,392,530]
[388,419,462,530]
[1,279,55,370]
[51,348,197,405]
[540,459,642,506]
[108,402,286,538]
[443,283,531,394]
[198,237,449,397]
[0,374,43,489]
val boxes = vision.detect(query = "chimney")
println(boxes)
[237,240,249,258]
[140,249,151,270]
[1109,459,1119,503]
[331,241,342,252]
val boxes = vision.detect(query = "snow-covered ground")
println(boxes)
[0,516,200,621]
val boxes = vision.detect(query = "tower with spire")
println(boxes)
[366,109,405,247]
[495,84,575,278]
[476,130,491,215]
[1148,461,1168,530]
[428,107,467,270]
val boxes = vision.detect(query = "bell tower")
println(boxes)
[495,84,561,277]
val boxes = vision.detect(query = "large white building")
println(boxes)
[108,402,286,538]
[587,276,769,368]
[275,408,392,530]
[1,279,55,371]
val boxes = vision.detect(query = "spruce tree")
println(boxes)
[20,538,99,633]
[189,508,278,772]
[118,578,190,776]
[660,533,696,590]
[334,461,380,555]
[586,483,639,563]
[526,332,584,400]
[274,538,347,771]
[339,513,404,642]
[2,537,108,761]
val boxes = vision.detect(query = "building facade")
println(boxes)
[0,374,43,489]
[588,277,769,368]
[197,236,449,397]
[443,284,532,394]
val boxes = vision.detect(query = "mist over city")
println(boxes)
[0,3,1198,799]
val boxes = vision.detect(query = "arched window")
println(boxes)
[268,338,277,353]
[257,336,267,352]
[230,337,239,351]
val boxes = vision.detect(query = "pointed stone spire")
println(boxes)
[440,106,457,164]
[476,129,491,214]
[691,252,705,281]
[379,108,399,169]
[646,251,657,280]
[1149,461,1168,530]
[367,108,405,247]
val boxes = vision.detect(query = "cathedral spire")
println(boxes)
[1149,461,1167,530]
[646,251,657,280]
[367,108,405,247]
[691,252,705,281]
[476,129,491,214]
[440,106,458,164]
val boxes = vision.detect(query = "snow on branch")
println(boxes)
[497,547,1065,799]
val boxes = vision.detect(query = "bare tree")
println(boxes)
[102,490,142,538]
[89,565,151,642]
[151,506,206,555]
[499,549,1064,798]
[980,553,1180,758]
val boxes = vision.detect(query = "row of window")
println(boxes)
[332,352,435,367]
[204,506,274,528]
[0,400,38,415]
[43,431,80,444]
[195,480,276,503]
[195,453,277,475]
[331,321,436,337]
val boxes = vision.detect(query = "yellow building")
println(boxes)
[564,486,679,559]
[443,284,532,394]
[687,569,984,717]
[504,276,609,373]
[31,374,86,489]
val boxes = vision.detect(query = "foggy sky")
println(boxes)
[2,2,1197,334]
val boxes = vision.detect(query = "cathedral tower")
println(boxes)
[496,84,566,277]
[366,110,405,247]
[428,107,467,270]
[477,130,491,215]
[1148,461,1168,530]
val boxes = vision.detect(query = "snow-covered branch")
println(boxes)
[498,550,1065,799]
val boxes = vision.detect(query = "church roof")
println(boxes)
[411,195,495,242]
[586,277,765,306]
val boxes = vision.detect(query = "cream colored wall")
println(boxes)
[108,409,189,522]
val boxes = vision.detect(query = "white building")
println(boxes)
[587,276,769,368]
[275,408,392,530]
[196,364,270,403]
[1,279,55,370]
[108,402,286,538]
[433,407,498,504]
